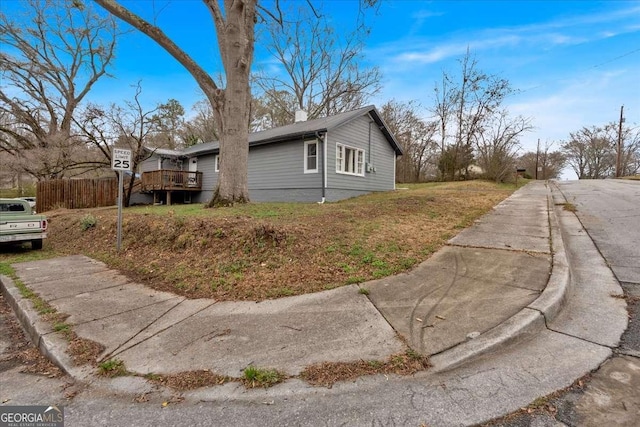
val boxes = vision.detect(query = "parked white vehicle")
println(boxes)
[0,198,47,250]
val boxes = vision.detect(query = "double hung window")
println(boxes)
[336,143,364,176]
[304,141,318,173]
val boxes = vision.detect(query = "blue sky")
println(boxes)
[5,0,640,174]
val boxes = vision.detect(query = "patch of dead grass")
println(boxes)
[299,350,431,388]
[140,350,430,391]
[145,370,232,391]
[67,333,105,366]
[44,181,515,301]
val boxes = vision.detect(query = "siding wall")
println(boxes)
[326,115,396,193]
[139,156,159,173]
[139,154,182,173]
[247,140,322,190]
[142,114,397,204]
[191,154,217,203]
[194,139,324,203]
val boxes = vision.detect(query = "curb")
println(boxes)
[2,182,571,381]
[0,274,93,381]
[430,183,571,372]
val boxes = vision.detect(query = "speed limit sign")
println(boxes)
[112,148,132,171]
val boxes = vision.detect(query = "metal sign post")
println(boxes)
[112,148,132,253]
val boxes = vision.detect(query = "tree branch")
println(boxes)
[94,0,218,98]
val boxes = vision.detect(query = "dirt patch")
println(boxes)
[43,181,514,301]
[481,374,591,426]
[0,293,63,378]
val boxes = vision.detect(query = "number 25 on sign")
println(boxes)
[112,148,132,171]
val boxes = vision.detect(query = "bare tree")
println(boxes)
[181,99,219,146]
[562,125,616,179]
[76,84,156,206]
[380,100,438,182]
[253,7,381,125]
[519,145,566,180]
[0,0,117,180]
[431,73,455,158]
[431,49,513,181]
[250,90,298,131]
[474,111,532,182]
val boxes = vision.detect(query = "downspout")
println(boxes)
[393,150,397,190]
[316,131,326,204]
[368,120,373,165]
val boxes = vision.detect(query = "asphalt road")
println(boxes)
[558,179,640,355]
[496,179,640,427]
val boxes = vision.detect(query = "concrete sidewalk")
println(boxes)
[1,181,566,380]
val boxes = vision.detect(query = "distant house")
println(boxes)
[137,105,403,204]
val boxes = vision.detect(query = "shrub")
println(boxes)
[80,214,97,231]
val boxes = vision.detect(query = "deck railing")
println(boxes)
[140,170,203,192]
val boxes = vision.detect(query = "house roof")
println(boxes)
[148,105,403,158]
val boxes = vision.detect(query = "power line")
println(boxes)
[510,47,640,97]
[591,48,640,69]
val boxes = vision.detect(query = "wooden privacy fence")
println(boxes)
[37,178,117,212]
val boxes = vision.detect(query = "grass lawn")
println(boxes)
[1,180,520,301]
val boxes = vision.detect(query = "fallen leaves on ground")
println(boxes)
[43,181,514,302]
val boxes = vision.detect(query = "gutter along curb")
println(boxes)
[430,185,571,372]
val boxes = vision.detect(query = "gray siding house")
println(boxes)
[138,105,403,204]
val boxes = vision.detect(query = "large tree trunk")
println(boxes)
[206,0,256,206]
[95,0,256,207]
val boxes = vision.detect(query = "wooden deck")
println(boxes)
[140,170,203,192]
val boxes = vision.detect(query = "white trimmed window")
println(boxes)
[214,155,219,172]
[304,141,318,173]
[336,143,364,176]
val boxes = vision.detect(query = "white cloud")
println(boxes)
[412,10,445,20]
[380,34,523,67]
[507,68,638,148]
[372,4,640,68]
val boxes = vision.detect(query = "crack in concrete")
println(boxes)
[616,349,640,358]
[446,243,550,255]
[105,299,218,360]
[48,281,137,303]
[47,295,184,328]
[460,273,545,293]
[170,328,231,356]
[546,326,615,350]
[14,266,111,285]
[98,297,188,361]
[528,306,551,328]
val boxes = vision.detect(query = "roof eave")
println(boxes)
[250,128,328,147]
[366,109,404,156]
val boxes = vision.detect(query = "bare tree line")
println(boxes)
[562,122,640,179]
[1,1,638,202]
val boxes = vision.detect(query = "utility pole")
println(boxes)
[616,105,624,178]
[535,139,540,180]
